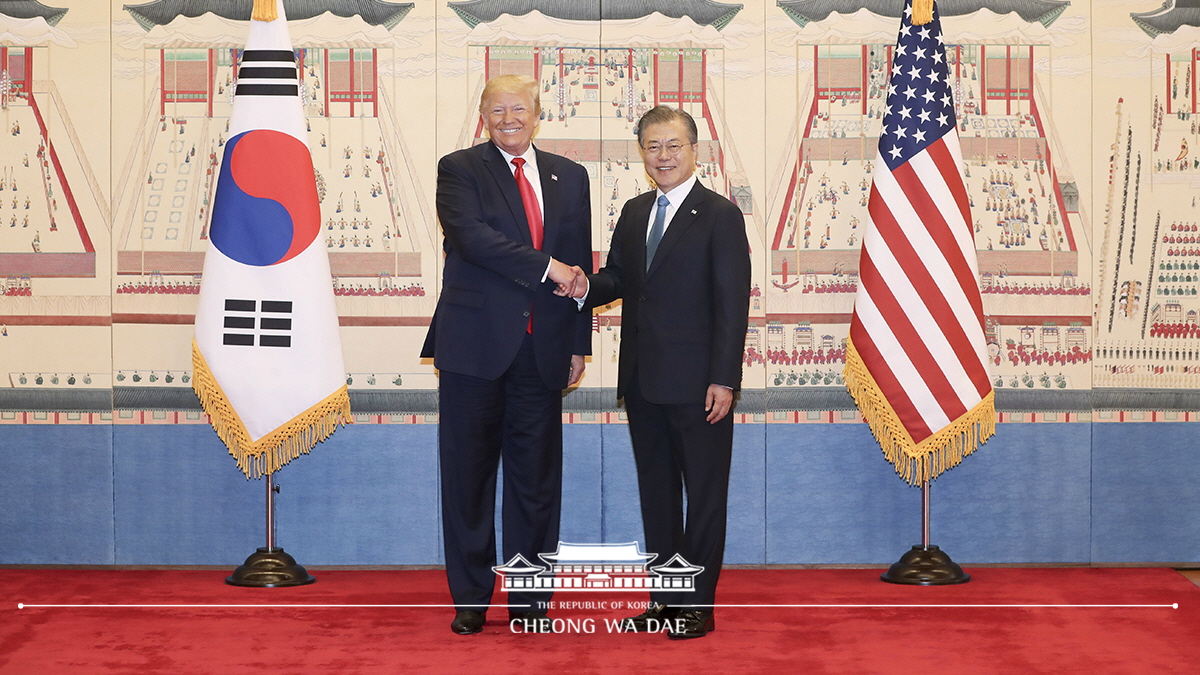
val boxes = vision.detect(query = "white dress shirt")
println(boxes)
[646,174,698,244]
[496,144,545,219]
[577,173,700,308]
[495,144,552,283]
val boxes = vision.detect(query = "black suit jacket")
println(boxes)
[587,181,751,404]
[422,141,592,390]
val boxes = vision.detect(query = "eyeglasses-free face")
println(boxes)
[483,91,539,156]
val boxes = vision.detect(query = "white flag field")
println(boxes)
[193,0,350,479]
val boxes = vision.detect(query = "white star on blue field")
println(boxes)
[880,1,957,171]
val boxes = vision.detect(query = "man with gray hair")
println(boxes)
[423,74,592,635]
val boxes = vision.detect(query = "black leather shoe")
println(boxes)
[621,602,678,631]
[450,610,485,635]
[667,609,715,639]
[508,611,553,633]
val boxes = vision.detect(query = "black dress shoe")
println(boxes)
[508,610,553,633]
[450,610,486,635]
[621,602,678,631]
[667,609,715,639]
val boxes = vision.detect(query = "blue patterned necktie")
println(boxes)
[646,194,669,271]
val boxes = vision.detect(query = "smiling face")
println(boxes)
[482,90,539,157]
[638,118,697,194]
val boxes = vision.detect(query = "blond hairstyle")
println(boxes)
[479,74,541,116]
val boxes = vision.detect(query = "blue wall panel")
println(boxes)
[279,424,441,565]
[766,423,916,564]
[599,424,643,547]
[1092,422,1200,563]
[2,421,1199,565]
[935,423,1092,563]
[560,424,603,545]
[0,425,114,564]
[727,424,766,564]
[112,425,260,565]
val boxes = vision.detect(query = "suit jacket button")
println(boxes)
[639,296,646,301]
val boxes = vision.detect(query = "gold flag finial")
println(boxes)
[912,0,933,25]
[252,0,278,22]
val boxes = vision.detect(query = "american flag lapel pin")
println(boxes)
[551,174,558,181]
[691,209,698,214]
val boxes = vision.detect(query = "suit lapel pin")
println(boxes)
[691,209,698,214]
[551,174,558,181]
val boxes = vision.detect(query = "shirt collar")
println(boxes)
[658,173,697,206]
[495,143,537,169]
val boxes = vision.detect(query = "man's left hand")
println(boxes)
[568,354,586,387]
[705,384,733,423]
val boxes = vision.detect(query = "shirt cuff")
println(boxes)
[575,277,590,310]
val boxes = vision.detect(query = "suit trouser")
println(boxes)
[438,335,562,613]
[624,373,734,608]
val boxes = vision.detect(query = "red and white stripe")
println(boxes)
[851,132,992,445]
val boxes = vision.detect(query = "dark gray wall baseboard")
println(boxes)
[0,389,113,413]
[0,387,1195,414]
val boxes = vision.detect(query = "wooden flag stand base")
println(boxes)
[226,474,316,587]
[881,479,970,585]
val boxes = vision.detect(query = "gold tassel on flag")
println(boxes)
[912,0,933,26]
[844,336,996,486]
[193,342,352,479]
[252,0,278,23]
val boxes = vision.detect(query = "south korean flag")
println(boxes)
[193,0,349,479]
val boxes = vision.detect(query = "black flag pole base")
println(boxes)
[226,547,317,588]
[880,545,971,586]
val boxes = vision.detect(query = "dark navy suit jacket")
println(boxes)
[586,181,750,404]
[422,141,592,390]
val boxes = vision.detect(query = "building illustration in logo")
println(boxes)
[492,542,704,592]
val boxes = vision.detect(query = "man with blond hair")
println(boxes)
[421,74,592,635]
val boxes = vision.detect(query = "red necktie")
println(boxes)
[511,158,543,250]
[512,157,542,333]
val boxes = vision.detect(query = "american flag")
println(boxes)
[844,0,995,485]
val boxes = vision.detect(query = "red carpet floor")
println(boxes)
[2,567,1198,673]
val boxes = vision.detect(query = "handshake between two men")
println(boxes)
[431,82,749,641]
[548,259,589,299]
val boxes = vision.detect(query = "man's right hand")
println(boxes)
[549,259,588,298]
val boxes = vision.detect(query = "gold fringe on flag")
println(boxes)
[251,0,279,23]
[192,341,351,479]
[912,0,934,26]
[843,335,995,486]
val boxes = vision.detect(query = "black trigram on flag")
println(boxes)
[223,299,292,347]
[235,50,298,98]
